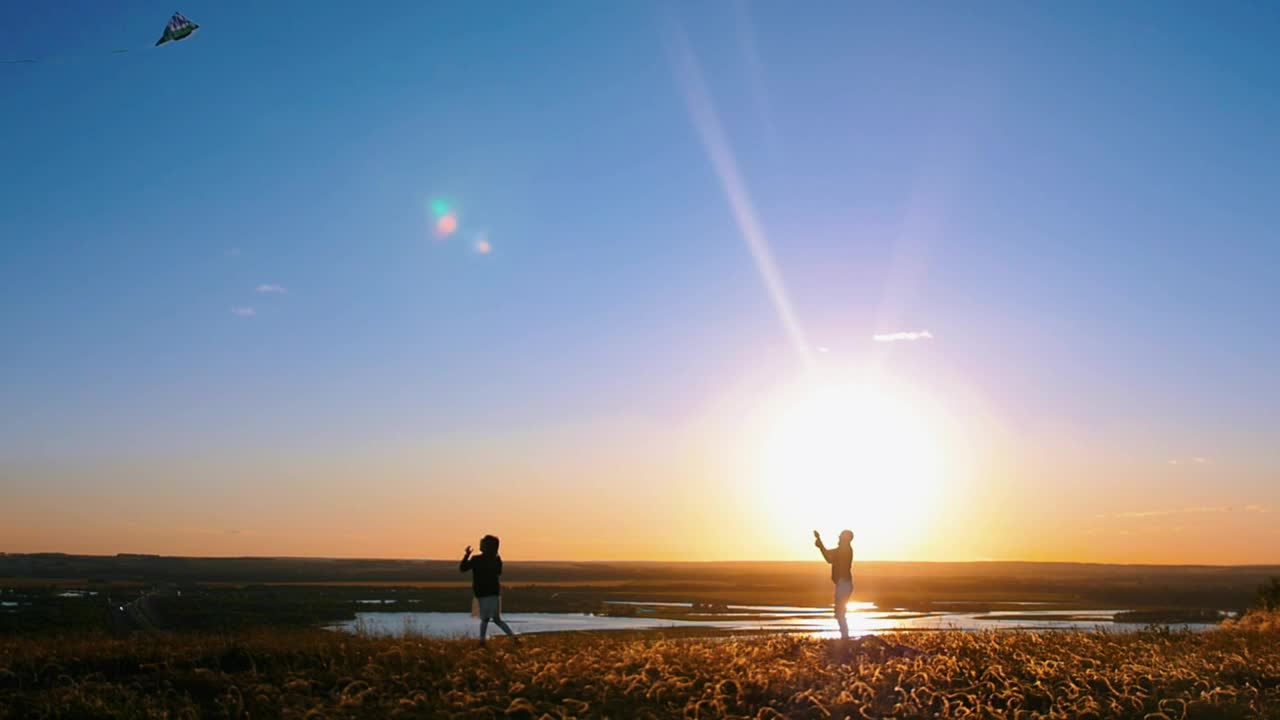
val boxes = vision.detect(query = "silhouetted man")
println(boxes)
[814,529,854,640]
[459,534,516,643]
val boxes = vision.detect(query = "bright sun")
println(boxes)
[757,376,953,558]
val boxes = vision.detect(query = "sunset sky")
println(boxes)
[2,2,1277,564]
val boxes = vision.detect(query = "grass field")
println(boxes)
[3,558,1277,717]
[2,622,1277,719]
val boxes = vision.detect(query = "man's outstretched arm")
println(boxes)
[813,531,833,563]
[459,546,473,572]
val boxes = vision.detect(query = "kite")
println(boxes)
[3,11,200,64]
[155,12,199,47]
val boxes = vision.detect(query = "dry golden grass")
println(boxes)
[1222,609,1280,633]
[2,625,1278,719]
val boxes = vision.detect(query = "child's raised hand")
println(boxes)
[464,545,472,556]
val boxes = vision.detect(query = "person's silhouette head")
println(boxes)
[480,534,500,555]
[838,530,854,547]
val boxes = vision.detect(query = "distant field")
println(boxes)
[1,626,1277,718]
[4,554,1276,612]
[4,554,1276,638]
[255,580,636,588]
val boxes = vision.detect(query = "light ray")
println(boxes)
[669,23,813,372]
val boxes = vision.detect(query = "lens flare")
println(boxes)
[436,214,458,237]
[430,199,451,217]
[474,235,492,254]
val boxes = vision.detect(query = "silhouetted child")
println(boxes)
[459,534,516,643]
[814,529,855,640]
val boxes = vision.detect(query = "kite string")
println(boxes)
[2,46,147,65]
[2,50,131,65]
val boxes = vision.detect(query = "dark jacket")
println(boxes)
[459,553,502,597]
[819,544,853,583]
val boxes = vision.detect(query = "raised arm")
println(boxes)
[459,546,473,572]
[813,532,833,563]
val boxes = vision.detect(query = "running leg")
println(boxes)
[491,612,515,637]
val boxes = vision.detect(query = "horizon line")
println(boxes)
[4,551,1279,569]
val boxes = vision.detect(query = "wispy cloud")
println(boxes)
[1110,504,1270,519]
[873,330,933,343]
[1116,506,1230,519]
[190,527,258,536]
[230,307,256,317]
[256,284,287,294]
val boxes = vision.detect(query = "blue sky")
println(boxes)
[2,2,1277,560]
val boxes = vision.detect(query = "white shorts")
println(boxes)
[834,579,854,613]
[477,595,502,620]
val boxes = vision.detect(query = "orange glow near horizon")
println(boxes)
[1,372,1276,565]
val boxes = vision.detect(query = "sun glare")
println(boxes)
[757,376,953,558]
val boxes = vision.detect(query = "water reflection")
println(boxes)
[330,601,1221,639]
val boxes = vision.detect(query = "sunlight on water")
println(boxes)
[330,602,1219,640]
